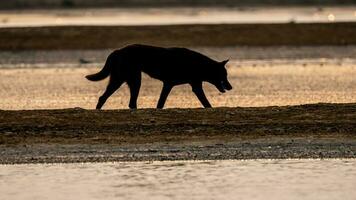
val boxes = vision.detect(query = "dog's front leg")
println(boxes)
[157,83,173,109]
[190,82,212,108]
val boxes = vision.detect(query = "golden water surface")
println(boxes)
[1,159,355,200]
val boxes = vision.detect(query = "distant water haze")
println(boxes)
[1,6,356,27]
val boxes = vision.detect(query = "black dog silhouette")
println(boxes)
[86,44,232,109]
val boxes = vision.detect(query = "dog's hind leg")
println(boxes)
[96,79,123,109]
[156,83,173,109]
[127,73,142,109]
[190,82,212,108]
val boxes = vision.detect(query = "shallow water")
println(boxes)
[1,7,356,27]
[0,159,355,200]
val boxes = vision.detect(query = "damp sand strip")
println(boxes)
[1,22,356,50]
[0,103,355,164]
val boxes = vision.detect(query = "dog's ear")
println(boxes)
[221,59,229,66]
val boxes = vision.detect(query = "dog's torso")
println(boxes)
[111,44,219,84]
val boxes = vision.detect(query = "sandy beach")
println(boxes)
[0,6,355,164]
[1,54,355,109]
[0,45,355,163]
[0,52,355,163]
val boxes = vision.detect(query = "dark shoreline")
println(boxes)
[1,103,355,164]
[2,22,356,50]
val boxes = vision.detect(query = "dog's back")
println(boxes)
[114,44,221,83]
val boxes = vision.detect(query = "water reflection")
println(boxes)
[328,13,335,21]
[0,159,355,200]
[1,7,356,27]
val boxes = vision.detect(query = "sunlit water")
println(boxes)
[1,159,355,200]
[1,7,356,27]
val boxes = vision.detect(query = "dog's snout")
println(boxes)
[223,81,232,90]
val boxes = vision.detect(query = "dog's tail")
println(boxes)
[85,55,112,81]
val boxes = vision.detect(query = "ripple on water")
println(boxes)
[0,159,355,200]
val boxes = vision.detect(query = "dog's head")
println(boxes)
[207,60,233,93]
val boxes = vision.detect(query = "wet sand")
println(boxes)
[0,103,355,164]
[2,22,356,50]
[3,46,356,65]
